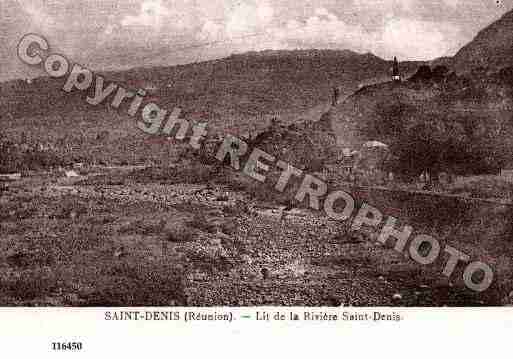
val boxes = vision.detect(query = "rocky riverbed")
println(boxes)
[0,169,502,306]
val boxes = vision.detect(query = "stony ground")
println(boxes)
[0,168,502,306]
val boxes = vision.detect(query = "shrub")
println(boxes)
[164,222,196,243]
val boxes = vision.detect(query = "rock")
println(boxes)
[164,223,195,243]
[187,270,208,282]
[218,220,237,235]
[113,246,127,259]
[41,296,64,306]
[216,194,229,202]
[261,268,270,280]
[6,252,32,268]
[64,293,81,305]
[392,293,402,301]
[502,291,513,306]
[433,278,453,289]
[241,254,253,265]
[187,215,217,234]
[215,231,231,241]
[327,296,341,307]
[65,170,79,178]
[209,236,222,246]
[6,250,53,267]
[69,210,80,220]
[0,173,21,181]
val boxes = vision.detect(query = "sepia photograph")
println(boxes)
[0,0,513,358]
[1,0,513,355]
[2,0,513,308]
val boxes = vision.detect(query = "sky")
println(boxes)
[1,0,512,81]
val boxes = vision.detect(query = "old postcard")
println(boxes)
[1,0,512,357]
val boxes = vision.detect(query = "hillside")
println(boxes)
[0,49,423,168]
[329,70,513,177]
[0,50,421,134]
[453,9,513,73]
[327,8,513,178]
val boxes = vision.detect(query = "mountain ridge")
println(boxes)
[452,9,513,73]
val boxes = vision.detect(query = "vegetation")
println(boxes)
[332,67,513,179]
[0,133,67,173]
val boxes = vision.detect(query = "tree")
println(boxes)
[410,65,433,82]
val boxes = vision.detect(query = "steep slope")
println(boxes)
[329,72,513,176]
[453,9,513,73]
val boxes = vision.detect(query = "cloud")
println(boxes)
[442,0,461,8]
[192,4,462,60]
[118,0,199,39]
[378,18,460,59]
[198,1,275,41]
[268,8,459,60]
[352,0,419,14]
[274,8,370,50]
[226,2,274,37]
[2,0,511,81]
[121,0,171,29]
[19,2,63,33]
[9,0,482,61]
